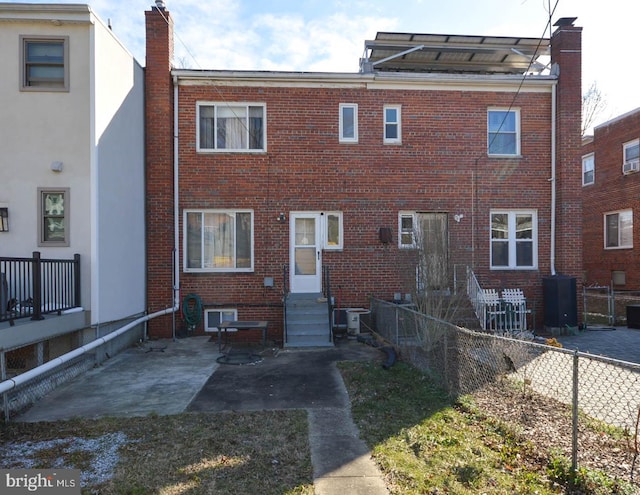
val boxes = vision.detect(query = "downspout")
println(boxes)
[550,81,557,276]
[173,74,180,337]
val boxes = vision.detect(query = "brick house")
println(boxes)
[582,108,640,289]
[145,4,583,344]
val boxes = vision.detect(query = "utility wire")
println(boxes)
[487,0,560,152]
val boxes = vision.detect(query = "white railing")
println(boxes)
[466,267,529,334]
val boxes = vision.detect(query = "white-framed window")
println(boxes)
[204,308,237,332]
[184,210,253,272]
[339,103,358,143]
[490,210,537,269]
[604,209,633,249]
[384,105,401,144]
[38,188,70,246]
[197,102,265,152]
[399,212,417,248]
[623,139,639,172]
[20,36,69,91]
[488,108,520,156]
[582,153,595,185]
[323,212,343,250]
[0,204,8,232]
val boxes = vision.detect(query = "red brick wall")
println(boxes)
[549,23,583,325]
[145,10,583,338]
[145,7,175,336]
[551,24,583,284]
[171,84,555,335]
[583,109,640,288]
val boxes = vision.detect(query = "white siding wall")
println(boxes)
[93,19,146,323]
[0,6,145,327]
[0,21,92,308]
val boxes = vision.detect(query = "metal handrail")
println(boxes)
[323,265,333,343]
[282,263,288,344]
[1,252,81,324]
[466,266,487,329]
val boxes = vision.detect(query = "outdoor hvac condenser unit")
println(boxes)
[346,308,370,335]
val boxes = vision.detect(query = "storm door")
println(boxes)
[290,213,322,293]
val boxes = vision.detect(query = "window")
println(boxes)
[38,188,70,246]
[384,105,401,144]
[488,109,520,156]
[399,213,416,248]
[490,210,537,269]
[197,103,265,152]
[605,210,633,249]
[582,153,594,185]
[184,210,253,272]
[21,36,69,91]
[324,212,343,250]
[0,206,8,232]
[339,103,358,143]
[623,139,639,170]
[204,308,237,332]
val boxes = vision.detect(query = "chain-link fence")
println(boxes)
[371,298,640,487]
[583,286,640,327]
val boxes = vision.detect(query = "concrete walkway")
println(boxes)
[14,336,389,494]
[555,326,640,364]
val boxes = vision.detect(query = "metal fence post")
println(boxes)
[31,251,43,320]
[572,350,579,472]
[73,254,81,307]
[1,351,8,420]
[395,305,399,346]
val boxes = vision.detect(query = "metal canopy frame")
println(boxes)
[361,32,550,75]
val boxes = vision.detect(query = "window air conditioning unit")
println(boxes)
[623,159,640,175]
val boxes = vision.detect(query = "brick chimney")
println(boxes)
[550,18,582,278]
[145,4,175,337]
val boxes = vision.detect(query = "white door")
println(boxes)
[290,213,322,293]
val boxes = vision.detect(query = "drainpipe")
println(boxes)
[550,81,557,276]
[173,74,180,337]
[0,307,176,396]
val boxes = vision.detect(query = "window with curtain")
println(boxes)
[488,109,520,155]
[399,213,416,248]
[324,212,343,249]
[198,103,265,151]
[38,188,70,246]
[605,210,633,249]
[185,210,253,271]
[490,210,537,269]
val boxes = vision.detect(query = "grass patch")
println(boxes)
[0,410,313,494]
[548,451,637,495]
[339,360,565,494]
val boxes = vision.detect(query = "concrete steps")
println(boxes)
[285,293,333,347]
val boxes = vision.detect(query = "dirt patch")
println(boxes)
[470,380,640,488]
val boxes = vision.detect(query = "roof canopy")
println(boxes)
[361,32,550,75]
